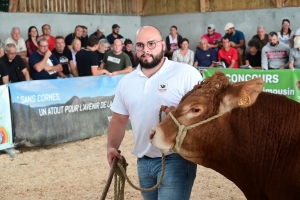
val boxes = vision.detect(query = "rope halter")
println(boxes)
[168,111,228,153]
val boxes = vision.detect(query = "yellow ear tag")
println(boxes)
[238,92,251,106]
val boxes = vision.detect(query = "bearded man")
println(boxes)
[261,31,290,70]
[106,26,202,200]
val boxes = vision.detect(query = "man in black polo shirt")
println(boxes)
[0,62,9,85]
[76,36,111,77]
[106,24,124,46]
[0,43,30,83]
[95,38,110,67]
[65,25,85,50]
[52,36,78,78]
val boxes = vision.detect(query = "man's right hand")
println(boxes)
[45,50,52,58]
[107,147,122,167]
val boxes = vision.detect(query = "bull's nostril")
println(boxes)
[149,130,156,140]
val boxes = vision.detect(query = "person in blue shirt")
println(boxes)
[193,38,217,68]
[106,24,124,46]
[89,25,106,40]
[224,22,246,67]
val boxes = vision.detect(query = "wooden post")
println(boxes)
[141,0,150,15]
[77,0,85,13]
[200,0,206,12]
[136,0,142,16]
[9,0,19,12]
[272,0,282,8]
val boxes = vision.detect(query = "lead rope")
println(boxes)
[100,108,166,200]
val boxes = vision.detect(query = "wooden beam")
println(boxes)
[136,0,143,16]
[272,0,282,8]
[9,0,20,12]
[200,0,206,12]
[283,0,290,6]
[141,0,151,15]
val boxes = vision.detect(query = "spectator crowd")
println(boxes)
[1,19,300,85]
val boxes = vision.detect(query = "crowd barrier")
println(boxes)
[1,69,300,151]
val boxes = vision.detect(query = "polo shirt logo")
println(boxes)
[158,83,168,93]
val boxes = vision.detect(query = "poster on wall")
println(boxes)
[0,85,14,151]
[9,75,128,147]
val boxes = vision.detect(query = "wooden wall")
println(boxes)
[7,0,300,15]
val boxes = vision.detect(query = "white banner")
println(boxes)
[0,85,14,150]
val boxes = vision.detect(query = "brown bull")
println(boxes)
[150,71,300,200]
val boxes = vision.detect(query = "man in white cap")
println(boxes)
[90,25,106,40]
[224,22,245,66]
[289,36,300,70]
[200,24,222,49]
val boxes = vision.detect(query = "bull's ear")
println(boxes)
[236,78,264,107]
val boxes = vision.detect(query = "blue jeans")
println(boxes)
[137,153,197,200]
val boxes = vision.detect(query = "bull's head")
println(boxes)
[150,71,264,164]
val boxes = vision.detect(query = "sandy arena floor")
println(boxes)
[0,131,246,200]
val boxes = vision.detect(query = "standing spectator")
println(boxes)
[29,37,62,80]
[123,39,137,68]
[172,38,194,66]
[261,32,290,70]
[52,36,78,78]
[65,25,85,50]
[76,36,110,77]
[245,39,262,69]
[277,19,295,47]
[100,39,132,75]
[218,36,238,68]
[0,61,8,85]
[0,43,30,82]
[5,27,27,58]
[71,38,81,67]
[107,26,201,200]
[96,38,110,67]
[289,36,300,70]
[81,25,88,48]
[224,23,245,66]
[165,25,183,59]
[106,24,124,45]
[90,25,106,39]
[25,26,39,57]
[0,40,4,57]
[40,24,55,51]
[200,24,222,49]
[194,38,217,68]
[252,26,269,50]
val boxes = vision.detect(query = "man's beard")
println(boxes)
[138,48,164,69]
[270,42,278,46]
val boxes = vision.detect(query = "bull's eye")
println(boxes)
[192,108,200,113]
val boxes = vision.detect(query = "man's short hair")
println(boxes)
[99,38,110,46]
[269,31,278,37]
[75,25,83,30]
[248,39,261,50]
[37,37,48,45]
[72,38,81,45]
[5,43,16,51]
[124,38,133,46]
[88,36,99,47]
[221,36,230,42]
[11,27,20,34]
[257,25,265,31]
[81,25,87,29]
[42,24,51,30]
[55,36,64,41]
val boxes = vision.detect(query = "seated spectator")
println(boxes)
[0,61,8,85]
[39,24,55,51]
[277,19,295,47]
[106,24,124,46]
[218,36,238,68]
[71,38,81,67]
[289,37,300,70]
[252,26,269,50]
[172,38,194,65]
[25,26,39,57]
[261,32,290,70]
[194,38,217,68]
[295,27,300,37]
[245,39,262,69]
[76,36,110,77]
[100,39,132,75]
[96,38,110,67]
[165,25,183,59]
[200,24,222,49]
[5,27,27,58]
[224,23,245,66]
[65,25,85,50]
[29,37,62,80]
[52,36,78,78]
[123,39,138,68]
[0,40,4,57]
[81,25,88,48]
[0,43,30,82]
[90,25,106,39]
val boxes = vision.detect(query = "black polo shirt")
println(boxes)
[0,55,25,83]
[52,48,73,75]
[95,51,104,67]
[0,62,8,85]
[76,49,98,77]
[65,33,86,48]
